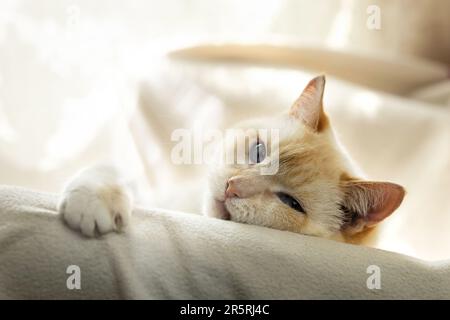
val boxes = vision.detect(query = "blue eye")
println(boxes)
[276,192,305,213]
[249,140,266,163]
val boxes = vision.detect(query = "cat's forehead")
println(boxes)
[234,115,304,140]
[277,138,341,184]
[276,124,348,185]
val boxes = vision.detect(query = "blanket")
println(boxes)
[1,185,449,299]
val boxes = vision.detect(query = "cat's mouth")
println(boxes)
[214,200,231,220]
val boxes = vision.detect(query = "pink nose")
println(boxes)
[225,178,241,198]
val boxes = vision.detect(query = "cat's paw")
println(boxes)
[58,185,132,237]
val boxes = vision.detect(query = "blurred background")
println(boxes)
[0,0,449,260]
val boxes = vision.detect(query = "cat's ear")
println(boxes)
[340,181,405,235]
[289,75,328,132]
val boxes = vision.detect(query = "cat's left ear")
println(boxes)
[340,181,406,235]
[289,75,328,132]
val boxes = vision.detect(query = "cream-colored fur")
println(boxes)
[59,165,133,237]
[59,75,405,243]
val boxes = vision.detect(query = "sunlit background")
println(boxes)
[0,0,449,260]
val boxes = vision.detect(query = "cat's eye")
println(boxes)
[276,192,305,214]
[249,139,266,164]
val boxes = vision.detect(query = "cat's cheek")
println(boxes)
[225,198,260,224]
[300,218,336,238]
[223,199,241,222]
[228,198,307,233]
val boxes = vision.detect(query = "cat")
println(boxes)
[58,75,405,243]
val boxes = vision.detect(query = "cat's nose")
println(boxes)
[225,178,241,198]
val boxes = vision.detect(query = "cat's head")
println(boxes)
[205,75,405,241]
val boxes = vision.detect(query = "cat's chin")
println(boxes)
[213,200,231,220]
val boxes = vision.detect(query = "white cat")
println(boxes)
[58,75,405,243]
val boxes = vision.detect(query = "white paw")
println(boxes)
[58,185,132,237]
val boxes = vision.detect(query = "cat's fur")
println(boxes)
[59,75,405,243]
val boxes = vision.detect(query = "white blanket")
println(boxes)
[1,185,449,299]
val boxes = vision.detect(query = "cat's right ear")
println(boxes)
[340,181,406,235]
[289,75,328,132]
